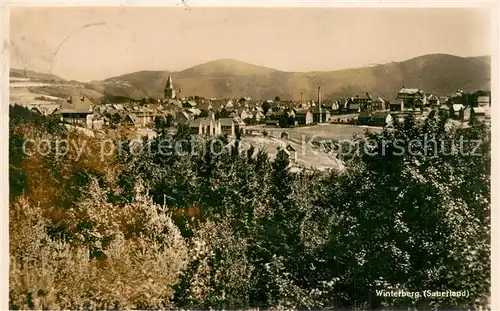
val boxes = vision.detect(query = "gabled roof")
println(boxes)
[58,96,94,114]
[122,113,138,124]
[240,110,252,119]
[44,104,60,115]
[31,104,60,115]
[219,117,234,126]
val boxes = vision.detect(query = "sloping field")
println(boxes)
[249,124,382,141]
[240,135,344,171]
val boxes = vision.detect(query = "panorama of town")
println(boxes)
[7,6,493,311]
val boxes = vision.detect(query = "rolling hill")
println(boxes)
[101,54,491,101]
[11,54,491,102]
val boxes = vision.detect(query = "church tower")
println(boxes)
[164,74,176,99]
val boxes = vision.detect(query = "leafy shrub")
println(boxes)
[9,180,189,309]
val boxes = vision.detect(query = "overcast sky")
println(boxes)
[10,7,491,82]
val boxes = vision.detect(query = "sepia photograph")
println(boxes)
[5,3,494,310]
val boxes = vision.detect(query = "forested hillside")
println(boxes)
[9,105,490,309]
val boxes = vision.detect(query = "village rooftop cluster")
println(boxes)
[14,74,491,140]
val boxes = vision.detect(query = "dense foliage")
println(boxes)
[9,105,490,309]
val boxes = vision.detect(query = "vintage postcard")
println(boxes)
[3,2,496,310]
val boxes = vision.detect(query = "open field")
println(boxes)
[240,135,344,171]
[247,123,383,141]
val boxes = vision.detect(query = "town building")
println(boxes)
[372,97,386,111]
[396,88,425,110]
[312,106,330,123]
[346,98,361,113]
[372,111,394,127]
[353,92,373,111]
[459,107,471,122]
[267,110,288,126]
[54,96,94,128]
[219,117,236,136]
[187,116,220,136]
[356,111,393,127]
[357,111,372,124]
[175,110,192,125]
[294,108,313,125]
[133,106,156,127]
[121,113,138,128]
[253,110,265,123]
[427,94,440,107]
[451,104,465,120]
[389,101,404,112]
[472,107,491,123]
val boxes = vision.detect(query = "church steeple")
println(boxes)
[164,74,176,99]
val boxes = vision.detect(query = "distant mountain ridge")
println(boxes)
[10,54,491,102]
